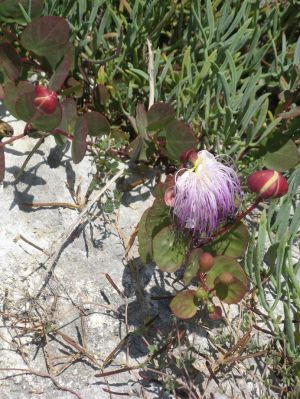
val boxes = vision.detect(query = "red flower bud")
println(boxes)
[247,170,288,199]
[180,149,198,165]
[198,252,214,272]
[33,85,57,114]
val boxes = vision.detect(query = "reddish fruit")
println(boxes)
[164,186,175,207]
[208,305,222,321]
[199,252,214,272]
[33,85,57,114]
[247,170,288,199]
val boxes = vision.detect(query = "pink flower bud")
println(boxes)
[247,170,288,199]
[164,187,175,207]
[180,149,198,165]
[33,85,57,114]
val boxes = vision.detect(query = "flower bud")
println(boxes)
[208,305,222,321]
[180,149,198,166]
[33,85,57,114]
[247,170,288,199]
[198,252,214,272]
[164,187,175,207]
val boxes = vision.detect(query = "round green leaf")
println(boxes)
[84,111,110,137]
[3,81,33,117]
[21,16,69,57]
[138,209,153,265]
[165,119,197,162]
[210,223,250,258]
[32,104,62,131]
[147,103,176,132]
[145,199,171,238]
[0,43,21,81]
[153,226,187,272]
[206,255,249,304]
[264,139,299,172]
[170,290,197,319]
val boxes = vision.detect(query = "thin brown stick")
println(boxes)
[0,368,85,399]
[15,234,50,256]
[54,330,100,367]
[23,202,81,210]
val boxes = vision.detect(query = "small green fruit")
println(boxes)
[195,288,208,301]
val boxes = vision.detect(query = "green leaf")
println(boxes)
[263,139,299,171]
[210,223,250,258]
[170,290,197,319]
[0,43,21,81]
[206,0,215,44]
[57,98,77,135]
[246,98,269,145]
[84,111,110,137]
[32,105,62,131]
[71,116,88,164]
[206,255,249,304]
[20,16,70,65]
[138,209,153,265]
[165,119,197,162]
[152,226,187,272]
[147,103,176,132]
[294,36,300,65]
[183,248,202,285]
[49,44,74,91]
[0,0,43,23]
[3,81,33,117]
[145,199,171,238]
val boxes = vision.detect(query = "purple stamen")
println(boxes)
[173,150,242,237]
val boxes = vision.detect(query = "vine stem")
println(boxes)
[0,133,25,148]
[15,136,46,181]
